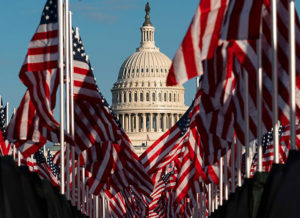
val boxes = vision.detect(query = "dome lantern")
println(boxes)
[138,2,157,52]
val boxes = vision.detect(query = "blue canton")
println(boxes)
[40,0,58,25]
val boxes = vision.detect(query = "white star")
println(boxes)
[45,15,49,20]
[49,0,52,4]
[73,51,75,55]
[74,43,77,47]
[77,48,80,52]
[45,6,49,10]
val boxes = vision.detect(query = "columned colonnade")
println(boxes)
[118,112,183,133]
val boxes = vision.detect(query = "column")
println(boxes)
[171,113,175,127]
[143,113,146,132]
[128,113,131,132]
[162,114,166,131]
[150,113,153,132]
[174,114,178,123]
[124,114,127,132]
[157,113,161,132]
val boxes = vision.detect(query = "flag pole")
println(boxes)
[289,0,296,150]
[219,157,223,206]
[82,167,86,214]
[237,139,242,187]
[257,10,263,172]
[208,183,211,216]
[271,0,279,163]
[224,147,228,200]
[64,0,71,200]
[58,0,65,195]
[68,10,76,206]
[75,27,81,210]
[231,141,235,193]
[6,102,9,126]
[95,195,99,218]
[244,70,250,178]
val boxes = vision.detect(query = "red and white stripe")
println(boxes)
[221,0,263,40]
[167,0,230,86]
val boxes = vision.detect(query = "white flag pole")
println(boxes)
[237,139,242,187]
[6,102,9,126]
[208,183,211,216]
[95,195,99,218]
[68,11,76,206]
[219,157,223,206]
[257,11,263,172]
[82,167,86,214]
[58,0,65,195]
[224,147,228,200]
[244,70,250,178]
[289,0,296,150]
[271,0,279,163]
[77,158,81,210]
[231,141,235,193]
[64,0,70,200]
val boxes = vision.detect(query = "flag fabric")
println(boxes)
[167,0,230,86]
[0,102,6,136]
[47,150,60,178]
[221,0,263,40]
[18,0,62,136]
[70,30,153,213]
[250,125,289,176]
[7,0,73,157]
[33,148,59,187]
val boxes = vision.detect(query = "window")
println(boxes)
[146,68,149,72]
[151,68,153,72]
[146,93,150,101]
[129,92,132,102]
[174,93,176,102]
[134,92,138,102]
[169,93,172,102]
[152,93,156,101]
[140,92,144,102]
[159,93,162,101]
[119,93,122,103]
[124,92,127,103]
[137,68,139,72]
[156,69,158,72]
[164,93,167,101]
[141,68,144,72]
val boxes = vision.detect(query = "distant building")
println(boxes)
[111,3,187,155]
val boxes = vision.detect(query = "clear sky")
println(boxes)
[0,0,300,119]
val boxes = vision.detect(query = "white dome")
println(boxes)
[118,50,172,80]
[111,3,187,154]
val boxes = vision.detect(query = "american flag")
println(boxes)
[71,29,153,206]
[34,148,59,187]
[139,100,193,175]
[250,124,286,176]
[0,101,6,137]
[19,0,60,130]
[6,0,72,157]
[47,150,60,178]
[221,0,263,40]
[166,0,230,86]
[230,0,300,136]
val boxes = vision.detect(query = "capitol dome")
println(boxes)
[111,3,187,155]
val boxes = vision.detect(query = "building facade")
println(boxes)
[111,3,187,155]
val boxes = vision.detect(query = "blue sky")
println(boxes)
[0,0,300,119]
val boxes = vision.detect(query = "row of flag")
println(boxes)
[1,0,300,217]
